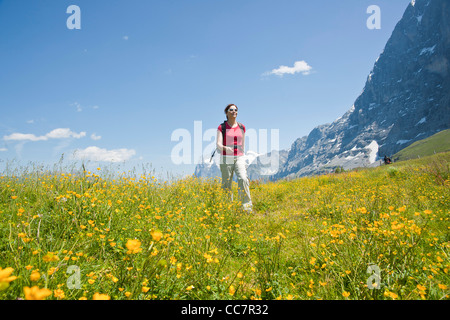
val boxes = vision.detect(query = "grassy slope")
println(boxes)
[393,129,450,161]
[0,152,449,300]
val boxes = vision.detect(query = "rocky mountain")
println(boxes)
[273,0,450,179]
[195,0,450,180]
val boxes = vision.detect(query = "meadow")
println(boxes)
[0,152,449,300]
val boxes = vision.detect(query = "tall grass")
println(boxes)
[0,153,449,300]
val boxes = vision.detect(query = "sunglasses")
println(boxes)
[228,108,238,112]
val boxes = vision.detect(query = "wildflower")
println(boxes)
[93,293,111,300]
[389,292,398,299]
[47,267,58,275]
[42,252,59,262]
[0,267,17,284]
[54,289,65,299]
[30,271,41,281]
[416,284,426,291]
[142,287,150,293]
[24,286,52,300]
[438,284,447,290]
[126,239,142,254]
[342,291,350,298]
[186,285,194,291]
[309,257,316,265]
[151,230,163,241]
[229,285,236,296]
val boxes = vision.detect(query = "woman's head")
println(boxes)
[224,104,238,120]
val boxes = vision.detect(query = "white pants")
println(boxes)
[220,156,252,211]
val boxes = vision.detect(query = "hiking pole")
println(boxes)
[210,148,217,163]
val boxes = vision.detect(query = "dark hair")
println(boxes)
[224,104,238,119]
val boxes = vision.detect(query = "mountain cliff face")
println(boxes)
[274,0,450,179]
[195,0,450,180]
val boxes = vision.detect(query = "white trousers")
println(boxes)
[220,156,252,210]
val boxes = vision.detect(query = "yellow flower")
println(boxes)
[47,267,58,275]
[237,272,243,278]
[125,292,132,298]
[24,286,52,300]
[438,284,447,290]
[126,239,142,254]
[30,271,41,281]
[42,252,59,262]
[416,284,426,292]
[88,279,95,284]
[142,286,150,293]
[186,285,194,291]
[229,285,236,296]
[0,267,17,284]
[389,292,398,299]
[342,291,350,298]
[92,293,110,300]
[54,289,65,299]
[151,230,163,241]
[309,257,316,265]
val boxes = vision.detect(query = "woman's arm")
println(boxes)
[217,129,233,154]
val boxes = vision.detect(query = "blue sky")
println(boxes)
[0,0,412,179]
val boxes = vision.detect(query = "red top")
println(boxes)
[218,122,246,156]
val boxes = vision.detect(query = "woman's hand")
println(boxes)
[225,146,234,154]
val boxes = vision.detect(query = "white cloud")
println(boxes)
[46,128,86,139]
[264,60,313,77]
[0,148,7,152]
[3,128,86,142]
[71,102,83,112]
[90,133,102,141]
[123,35,129,40]
[26,120,35,124]
[3,133,47,142]
[73,146,136,163]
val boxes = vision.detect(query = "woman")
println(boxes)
[216,104,253,213]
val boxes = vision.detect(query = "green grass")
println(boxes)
[394,129,450,161]
[0,152,449,300]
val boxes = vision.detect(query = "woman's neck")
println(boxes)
[227,118,237,127]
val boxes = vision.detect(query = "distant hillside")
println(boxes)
[393,129,450,161]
